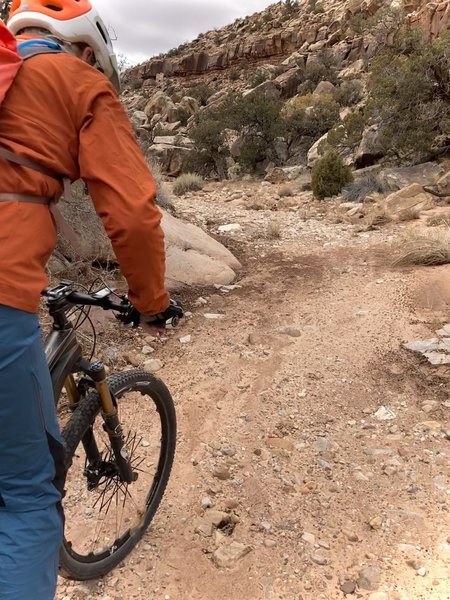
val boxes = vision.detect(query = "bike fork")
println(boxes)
[81,360,137,485]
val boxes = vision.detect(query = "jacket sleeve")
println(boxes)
[78,83,169,315]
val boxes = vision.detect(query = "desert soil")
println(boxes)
[56,181,450,600]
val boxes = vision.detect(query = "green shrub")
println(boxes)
[368,29,450,163]
[335,80,364,107]
[312,151,353,200]
[283,94,341,140]
[174,106,190,126]
[188,83,215,106]
[189,92,283,174]
[326,111,365,151]
[249,68,269,88]
[173,173,204,196]
[229,68,240,81]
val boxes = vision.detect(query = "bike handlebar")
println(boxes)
[65,290,129,313]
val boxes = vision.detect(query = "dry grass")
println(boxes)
[278,185,294,198]
[392,228,450,267]
[427,213,450,227]
[364,206,392,229]
[266,220,282,239]
[396,207,421,222]
[173,173,204,196]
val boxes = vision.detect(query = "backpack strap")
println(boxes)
[0,39,81,251]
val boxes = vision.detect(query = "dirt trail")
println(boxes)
[57,190,450,600]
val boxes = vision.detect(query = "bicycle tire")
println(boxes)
[59,370,176,581]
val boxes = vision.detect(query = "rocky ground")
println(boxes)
[56,181,449,600]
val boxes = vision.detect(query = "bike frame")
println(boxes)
[43,283,138,484]
[45,326,82,404]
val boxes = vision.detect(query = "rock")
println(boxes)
[144,359,164,373]
[266,437,294,451]
[383,184,434,216]
[204,313,224,320]
[281,166,309,181]
[124,352,143,367]
[275,326,301,337]
[144,91,177,121]
[417,567,427,577]
[178,96,200,116]
[311,551,328,566]
[218,223,242,233]
[302,532,316,545]
[307,132,328,168]
[264,538,277,548]
[204,509,230,527]
[355,125,385,168]
[273,67,304,99]
[148,135,193,177]
[265,167,287,184]
[201,496,213,509]
[358,565,381,591]
[213,467,231,481]
[374,406,396,421]
[180,335,192,344]
[195,520,214,537]
[163,211,241,288]
[339,59,365,78]
[342,528,359,542]
[340,580,357,595]
[378,162,445,192]
[368,516,383,530]
[404,339,441,354]
[243,80,281,100]
[142,345,154,354]
[213,542,252,568]
[130,110,148,129]
[313,81,336,96]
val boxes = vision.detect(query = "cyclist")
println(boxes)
[0,1,180,598]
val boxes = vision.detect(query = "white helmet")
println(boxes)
[7,0,120,92]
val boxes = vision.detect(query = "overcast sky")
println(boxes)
[93,0,276,64]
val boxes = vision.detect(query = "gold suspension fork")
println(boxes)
[85,361,137,484]
[65,374,80,409]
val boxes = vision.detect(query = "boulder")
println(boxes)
[264,167,287,184]
[243,80,281,99]
[313,81,336,96]
[147,136,193,177]
[307,133,328,168]
[144,91,177,122]
[56,199,240,288]
[273,137,289,163]
[178,96,200,116]
[162,211,241,287]
[383,184,434,216]
[378,162,445,192]
[355,124,385,167]
[273,67,304,99]
[339,59,365,78]
[130,111,148,130]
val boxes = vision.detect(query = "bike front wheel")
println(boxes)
[60,370,176,581]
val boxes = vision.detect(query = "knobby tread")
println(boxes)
[60,370,176,580]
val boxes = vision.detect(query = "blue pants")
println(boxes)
[0,306,64,600]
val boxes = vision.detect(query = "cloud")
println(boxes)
[93,0,275,63]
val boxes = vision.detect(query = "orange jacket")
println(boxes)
[0,50,169,315]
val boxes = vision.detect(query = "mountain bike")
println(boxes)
[43,281,179,581]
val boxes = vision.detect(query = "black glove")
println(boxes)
[118,299,183,328]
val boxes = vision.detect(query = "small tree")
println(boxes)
[368,29,450,163]
[312,150,353,200]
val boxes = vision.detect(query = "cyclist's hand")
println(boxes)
[118,299,184,331]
